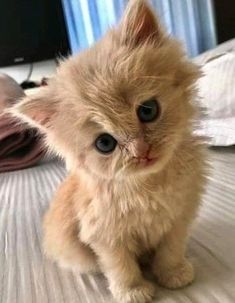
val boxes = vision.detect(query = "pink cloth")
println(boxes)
[0,73,45,172]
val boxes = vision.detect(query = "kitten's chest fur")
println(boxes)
[79,174,184,254]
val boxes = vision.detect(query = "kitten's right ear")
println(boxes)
[9,88,58,131]
[118,0,165,47]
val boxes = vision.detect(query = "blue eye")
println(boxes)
[137,99,160,123]
[95,133,117,154]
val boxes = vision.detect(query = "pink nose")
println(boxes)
[129,137,150,159]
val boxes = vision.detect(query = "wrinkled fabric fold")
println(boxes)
[0,73,45,172]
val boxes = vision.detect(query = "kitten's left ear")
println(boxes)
[8,88,58,132]
[119,0,165,47]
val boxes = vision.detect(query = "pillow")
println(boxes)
[195,40,235,146]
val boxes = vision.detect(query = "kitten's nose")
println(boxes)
[130,137,150,159]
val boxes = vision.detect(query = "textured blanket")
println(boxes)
[0,147,234,303]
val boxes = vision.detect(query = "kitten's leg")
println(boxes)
[94,245,155,303]
[44,207,98,273]
[153,220,194,289]
[43,177,98,273]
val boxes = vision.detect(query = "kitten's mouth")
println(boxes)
[133,157,158,167]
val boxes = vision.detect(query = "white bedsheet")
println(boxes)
[195,39,235,147]
[0,148,235,303]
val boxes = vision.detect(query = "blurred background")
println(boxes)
[0,0,235,155]
[63,0,217,57]
[0,0,234,84]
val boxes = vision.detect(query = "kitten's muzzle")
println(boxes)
[128,137,150,158]
[128,137,157,166]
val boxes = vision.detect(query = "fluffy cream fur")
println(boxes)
[11,1,207,302]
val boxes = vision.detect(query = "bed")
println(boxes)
[0,146,234,303]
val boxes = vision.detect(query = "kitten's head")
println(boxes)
[11,0,200,180]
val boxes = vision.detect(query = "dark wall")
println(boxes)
[213,0,235,43]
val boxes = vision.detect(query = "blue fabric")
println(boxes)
[62,0,217,57]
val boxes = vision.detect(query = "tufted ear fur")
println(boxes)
[119,0,165,47]
[9,88,58,132]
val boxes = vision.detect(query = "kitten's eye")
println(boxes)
[137,99,160,123]
[95,133,117,154]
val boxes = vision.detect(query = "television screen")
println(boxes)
[0,0,70,67]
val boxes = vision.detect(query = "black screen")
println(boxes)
[213,0,235,44]
[0,0,70,67]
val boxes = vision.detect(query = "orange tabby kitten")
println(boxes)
[11,1,207,302]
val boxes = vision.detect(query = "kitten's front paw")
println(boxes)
[112,280,155,303]
[154,260,194,289]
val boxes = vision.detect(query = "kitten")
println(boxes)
[11,0,207,302]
